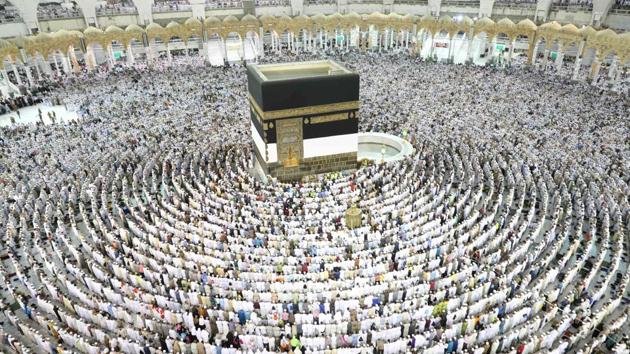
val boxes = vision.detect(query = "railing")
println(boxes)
[253,0,290,7]
[442,0,481,7]
[348,0,385,4]
[304,0,337,5]
[395,0,429,4]
[96,7,139,16]
[206,1,245,9]
[37,9,84,20]
[493,2,537,8]
[0,15,23,24]
[550,3,593,11]
[152,3,193,13]
[610,6,630,13]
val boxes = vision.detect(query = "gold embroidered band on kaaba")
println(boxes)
[249,94,359,121]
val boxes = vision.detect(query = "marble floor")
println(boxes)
[0,104,80,128]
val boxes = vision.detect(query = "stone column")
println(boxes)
[75,0,99,27]
[44,55,53,75]
[607,55,617,79]
[465,34,474,62]
[541,47,550,70]
[508,39,515,66]
[189,0,206,20]
[572,55,582,80]
[527,38,537,66]
[259,27,265,58]
[25,65,35,87]
[613,64,624,89]
[319,30,323,50]
[108,45,116,68]
[1,69,10,85]
[555,46,564,73]
[479,0,494,18]
[291,0,304,16]
[9,0,39,33]
[12,64,22,86]
[53,53,62,76]
[61,55,71,74]
[33,56,42,81]
[131,0,154,25]
[534,0,553,22]
[34,58,42,78]
[241,37,247,60]
[589,57,601,84]
[380,31,384,51]
[127,45,135,65]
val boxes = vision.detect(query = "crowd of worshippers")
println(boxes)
[0,80,61,116]
[0,47,629,354]
[615,0,630,8]
[36,3,82,19]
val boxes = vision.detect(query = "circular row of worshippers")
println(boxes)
[1,125,628,354]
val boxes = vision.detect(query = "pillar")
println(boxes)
[240,36,245,59]
[607,55,617,79]
[25,65,34,87]
[222,39,227,62]
[479,0,494,18]
[465,34,474,62]
[69,48,81,74]
[108,45,116,68]
[189,0,206,20]
[0,69,9,84]
[508,39,515,66]
[613,64,624,89]
[259,27,265,58]
[555,46,564,73]
[53,53,62,76]
[61,55,71,74]
[131,0,154,25]
[487,36,495,65]
[127,45,135,65]
[75,0,99,27]
[572,55,582,80]
[12,64,22,86]
[526,37,537,66]
[34,58,42,78]
[589,57,601,84]
[541,47,550,70]
[8,0,39,33]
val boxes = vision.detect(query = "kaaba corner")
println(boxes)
[247,60,360,182]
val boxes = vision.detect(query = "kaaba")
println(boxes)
[247,60,360,181]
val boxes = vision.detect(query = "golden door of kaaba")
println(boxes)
[276,118,303,168]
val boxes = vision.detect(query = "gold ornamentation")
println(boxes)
[284,146,299,167]
[249,94,359,120]
[276,118,303,168]
[310,113,348,124]
[6,15,627,68]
